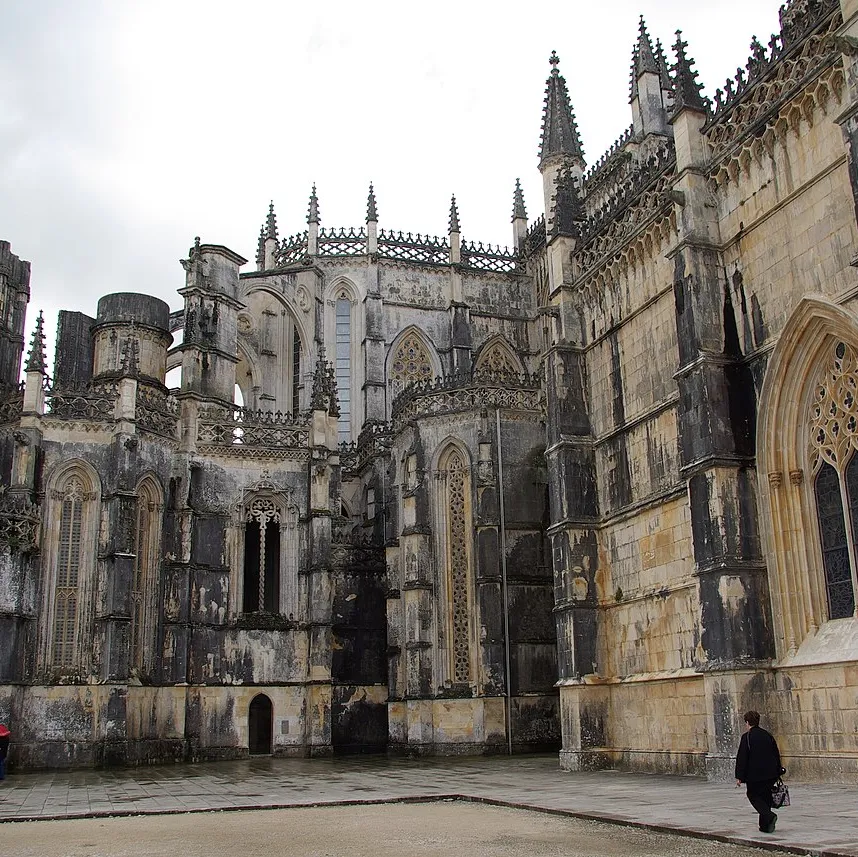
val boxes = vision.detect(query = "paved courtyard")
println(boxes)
[1,755,856,856]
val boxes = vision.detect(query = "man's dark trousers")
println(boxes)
[746,779,776,830]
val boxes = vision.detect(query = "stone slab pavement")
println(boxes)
[0,755,855,857]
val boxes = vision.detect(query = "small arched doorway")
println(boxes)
[248,693,273,755]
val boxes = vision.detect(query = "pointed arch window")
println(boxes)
[292,327,302,415]
[44,467,99,673]
[335,296,352,442]
[809,341,858,619]
[131,479,162,674]
[438,447,475,685]
[243,498,282,613]
[474,338,523,379]
[389,331,434,401]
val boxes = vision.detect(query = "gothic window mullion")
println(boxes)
[810,340,858,621]
[258,518,267,612]
[445,451,472,685]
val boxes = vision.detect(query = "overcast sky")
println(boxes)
[0,0,784,363]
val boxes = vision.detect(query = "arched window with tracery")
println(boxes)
[131,478,162,674]
[473,337,523,378]
[809,340,858,619]
[388,330,435,403]
[243,498,282,613]
[42,465,100,673]
[438,446,475,685]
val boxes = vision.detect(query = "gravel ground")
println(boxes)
[2,801,794,857]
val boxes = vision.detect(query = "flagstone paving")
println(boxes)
[1,755,856,856]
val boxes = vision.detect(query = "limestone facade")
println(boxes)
[1,0,858,782]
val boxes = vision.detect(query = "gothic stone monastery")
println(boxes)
[2,0,858,783]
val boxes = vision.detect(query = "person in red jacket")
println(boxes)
[735,710,783,833]
[0,724,9,781]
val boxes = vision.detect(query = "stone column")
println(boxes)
[670,71,773,780]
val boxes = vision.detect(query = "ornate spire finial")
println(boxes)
[366,183,378,222]
[635,16,659,77]
[539,52,585,167]
[310,345,339,416]
[512,178,527,221]
[266,201,278,241]
[307,184,320,224]
[449,195,460,233]
[671,30,708,114]
[256,225,265,268]
[25,310,47,374]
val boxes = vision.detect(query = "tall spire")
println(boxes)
[366,183,378,222]
[266,200,278,241]
[512,178,527,221]
[449,195,460,233]
[307,184,320,224]
[635,17,659,77]
[538,51,584,167]
[256,226,265,269]
[655,38,672,91]
[24,310,46,374]
[671,30,708,114]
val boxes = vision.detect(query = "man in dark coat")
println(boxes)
[735,710,782,833]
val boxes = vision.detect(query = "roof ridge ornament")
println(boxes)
[256,226,265,268]
[24,310,47,374]
[307,185,320,225]
[367,183,378,223]
[635,16,660,77]
[449,195,460,233]
[512,178,527,221]
[670,29,708,114]
[266,200,278,241]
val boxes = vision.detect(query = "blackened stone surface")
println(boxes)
[53,311,95,390]
[331,685,388,754]
[96,293,171,331]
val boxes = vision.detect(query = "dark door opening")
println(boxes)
[248,693,273,755]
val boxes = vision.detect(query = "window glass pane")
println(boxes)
[335,299,351,441]
[815,462,855,619]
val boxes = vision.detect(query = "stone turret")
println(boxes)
[176,238,246,406]
[0,241,30,392]
[538,52,585,234]
[92,293,172,384]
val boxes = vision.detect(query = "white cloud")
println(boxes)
[0,0,782,362]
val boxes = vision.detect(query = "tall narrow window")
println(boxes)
[292,328,302,415]
[809,340,858,619]
[243,498,281,613]
[53,476,85,668]
[131,480,161,673]
[46,469,98,673]
[335,298,351,442]
[441,448,473,684]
